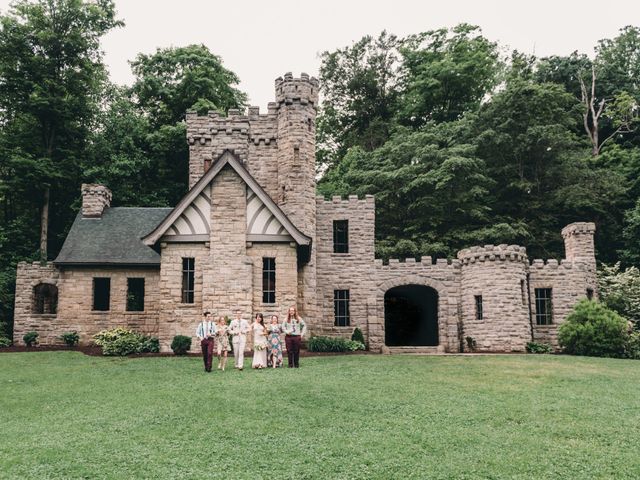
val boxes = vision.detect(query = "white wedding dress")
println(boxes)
[252,323,268,368]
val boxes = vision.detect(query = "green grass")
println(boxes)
[1,353,639,479]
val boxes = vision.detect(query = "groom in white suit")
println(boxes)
[228,309,250,370]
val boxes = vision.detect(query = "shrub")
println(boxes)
[23,331,38,347]
[625,331,640,360]
[351,327,365,345]
[171,335,192,355]
[308,336,365,352]
[0,336,11,348]
[525,342,553,354]
[93,327,159,356]
[465,336,476,352]
[558,300,629,358]
[60,331,80,347]
[598,263,640,325]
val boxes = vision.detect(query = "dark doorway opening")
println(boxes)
[384,285,438,346]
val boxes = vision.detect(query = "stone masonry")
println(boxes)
[13,73,598,353]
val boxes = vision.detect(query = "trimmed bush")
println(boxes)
[60,331,80,347]
[525,342,553,354]
[171,335,192,355]
[465,336,477,352]
[93,327,159,356]
[0,336,11,348]
[558,300,629,358]
[351,327,365,345]
[23,331,38,347]
[308,336,365,352]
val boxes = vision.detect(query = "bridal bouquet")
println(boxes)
[254,343,266,351]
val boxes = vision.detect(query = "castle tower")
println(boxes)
[275,73,319,321]
[458,245,531,352]
[562,222,596,267]
[275,72,319,236]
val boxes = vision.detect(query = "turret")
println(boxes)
[458,244,531,352]
[275,72,319,237]
[562,222,596,267]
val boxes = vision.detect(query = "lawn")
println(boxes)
[0,352,639,479]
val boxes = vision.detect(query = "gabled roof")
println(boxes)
[54,208,172,266]
[142,150,311,247]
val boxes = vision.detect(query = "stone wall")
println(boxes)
[316,195,376,341]
[373,259,462,352]
[458,245,531,352]
[529,259,596,348]
[14,261,161,345]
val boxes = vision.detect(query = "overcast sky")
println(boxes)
[1,0,639,108]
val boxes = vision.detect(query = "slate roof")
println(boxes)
[53,207,172,266]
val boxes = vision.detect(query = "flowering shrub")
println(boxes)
[308,336,365,352]
[93,327,159,356]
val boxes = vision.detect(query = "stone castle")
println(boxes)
[13,73,598,352]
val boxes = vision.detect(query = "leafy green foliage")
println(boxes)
[59,331,79,347]
[0,335,11,347]
[465,336,477,351]
[307,336,365,352]
[598,263,640,324]
[171,335,192,355]
[558,300,630,358]
[351,327,365,344]
[92,327,159,356]
[525,342,553,354]
[23,331,38,347]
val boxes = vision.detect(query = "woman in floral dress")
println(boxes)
[251,313,268,369]
[214,316,231,371]
[266,314,283,368]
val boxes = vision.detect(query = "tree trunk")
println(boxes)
[40,187,49,262]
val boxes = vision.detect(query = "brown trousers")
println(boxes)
[201,338,214,372]
[285,335,301,368]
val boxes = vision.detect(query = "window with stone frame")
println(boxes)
[474,295,483,321]
[33,283,58,314]
[92,278,111,311]
[262,257,276,304]
[182,258,195,304]
[333,220,349,253]
[126,278,145,312]
[535,288,553,325]
[334,289,350,327]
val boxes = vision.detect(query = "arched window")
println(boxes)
[33,283,58,315]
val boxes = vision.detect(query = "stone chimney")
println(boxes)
[81,184,112,218]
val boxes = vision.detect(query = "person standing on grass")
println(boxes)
[282,305,306,368]
[228,309,250,370]
[214,316,231,371]
[266,314,283,368]
[251,313,268,369]
[196,311,216,373]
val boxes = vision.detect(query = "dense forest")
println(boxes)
[1,0,639,333]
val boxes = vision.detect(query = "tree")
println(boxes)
[398,24,503,127]
[317,31,405,172]
[128,44,246,203]
[0,0,122,260]
[130,44,246,128]
[579,66,638,156]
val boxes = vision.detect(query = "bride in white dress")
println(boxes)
[252,313,268,369]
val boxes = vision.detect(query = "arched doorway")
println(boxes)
[384,285,438,346]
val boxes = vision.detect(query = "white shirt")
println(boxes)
[228,318,250,336]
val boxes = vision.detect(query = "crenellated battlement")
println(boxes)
[316,194,375,206]
[275,72,319,107]
[457,244,528,265]
[375,257,462,269]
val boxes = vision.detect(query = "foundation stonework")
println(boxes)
[13,73,598,352]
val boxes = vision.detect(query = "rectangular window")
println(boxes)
[334,290,350,327]
[92,278,111,311]
[535,288,553,325]
[262,257,276,304]
[181,258,195,304]
[521,279,527,305]
[126,278,145,312]
[333,220,349,253]
[474,295,483,321]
